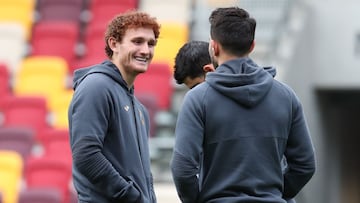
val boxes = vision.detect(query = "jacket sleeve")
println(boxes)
[283,95,316,198]
[170,91,204,203]
[69,75,140,202]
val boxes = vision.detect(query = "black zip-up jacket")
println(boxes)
[68,60,156,203]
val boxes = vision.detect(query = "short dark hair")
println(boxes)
[209,7,256,56]
[174,41,211,84]
[105,10,161,59]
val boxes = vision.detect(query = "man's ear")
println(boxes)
[108,37,117,51]
[203,64,215,73]
[212,41,220,56]
[249,40,255,53]
[209,39,219,57]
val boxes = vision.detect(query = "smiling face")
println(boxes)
[109,27,157,85]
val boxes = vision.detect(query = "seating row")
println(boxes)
[1,0,190,72]
[0,150,74,203]
[0,58,173,131]
[1,0,185,139]
[0,62,72,129]
[0,0,138,74]
[0,127,73,203]
[0,126,71,162]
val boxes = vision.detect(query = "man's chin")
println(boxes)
[135,67,148,74]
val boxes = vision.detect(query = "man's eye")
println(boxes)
[149,40,157,47]
[148,42,156,47]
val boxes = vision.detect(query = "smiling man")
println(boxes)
[68,10,160,203]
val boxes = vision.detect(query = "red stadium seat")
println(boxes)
[134,63,173,110]
[0,96,50,142]
[19,188,62,203]
[87,0,138,27]
[72,22,107,73]
[80,22,107,62]
[89,0,138,8]
[30,21,80,69]
[0,127,35,161]
[39,129,72,167]
[37,0,85,22]
[25,156,72,203]
[0,63,11,97]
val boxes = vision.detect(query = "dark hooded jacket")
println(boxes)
[170,58,316,203]
[68,60,156,203]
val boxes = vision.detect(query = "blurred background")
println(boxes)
[0,0,359,203]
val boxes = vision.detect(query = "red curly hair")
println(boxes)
[104,10,161,59]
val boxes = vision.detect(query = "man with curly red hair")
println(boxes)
[68,10,160,203]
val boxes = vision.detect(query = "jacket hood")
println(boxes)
[205,57,276,107]
[72,60,130,91]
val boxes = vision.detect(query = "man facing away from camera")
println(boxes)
[170,7,316,203]
[173,40,297,203]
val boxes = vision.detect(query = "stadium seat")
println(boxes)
[49,89,73,129]
[30,21,80,69]
[73,22,108,73]
[39,129,71,168]
[87,0,137,28]
[153,38,186,69]
[36,0,85,22]
[0,0,35,14]
[134,63,173,110]
[0,96,50,142]
[0,127,35,161]
[0,64,11,97]
[151,22,189,68]
[139,0,191,25]
[13,56,69,109]
[18,188,62,203]
[25,156,72,203]
[0,150,23,203]
[88,5,133,26]
[89,0,138,8]
[157,22,189,43]
[0,23,27,75]
[0,0,36,39]
[79,22,107,62]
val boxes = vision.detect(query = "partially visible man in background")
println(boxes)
[173,41,214,89]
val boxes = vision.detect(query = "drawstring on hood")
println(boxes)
[205,57,276,107]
